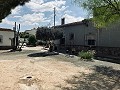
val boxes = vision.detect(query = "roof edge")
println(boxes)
[0,28,14,32]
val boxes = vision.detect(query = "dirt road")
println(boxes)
[0,47,92,90]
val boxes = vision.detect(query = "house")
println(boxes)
[54,19,97,47]
[25,28,37,36]
[0,28,14,50]
[56,19,120,47]
[54,19,120,58]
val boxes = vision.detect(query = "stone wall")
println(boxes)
[95,47,120,58]
[58,45,120,59]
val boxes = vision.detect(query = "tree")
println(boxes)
[0,0,30,22]
[74,0,120,28]
[19,32,30,38]
[36,27,52,41]
[51,28,63,40]
[28,35,37,46]
[36,27,63,41]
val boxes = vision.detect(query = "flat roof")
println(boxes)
[0,28,14,32]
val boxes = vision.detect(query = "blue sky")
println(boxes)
[0,0,89,31]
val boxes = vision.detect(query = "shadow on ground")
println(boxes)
[94,56,120,64]
[28,51,59,57]
[57,66,120,90]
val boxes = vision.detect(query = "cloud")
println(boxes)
[63,14,84,24]
[19,13,49,26]
[64,10,73,15]
[31,0,44,3]
[25,0,66,12]
[21,13,44,22]
[1,0,68,27]
[1,12,50,27]
[11,6,22,15]
[0,0,87,31]
[13,16,22,18]
[2,18,15,26]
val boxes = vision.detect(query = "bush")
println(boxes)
[27,35,37,46]
[78,50,94,60]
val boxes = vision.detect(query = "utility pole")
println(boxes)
[54,7,56,28]
[13,22,17,50]
[18,24,20,34]
[16,24,20,49]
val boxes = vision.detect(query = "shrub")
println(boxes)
[78,50,94,60]
[27,35,37,46]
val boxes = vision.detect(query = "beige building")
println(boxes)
[0,28,14,49]
[25,28,37,36]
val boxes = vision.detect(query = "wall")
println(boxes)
[25,28,37,36]
[98,22,120,47]
[63,21,120,48]
[63,21,98,46]
[0,31,14,46]
[56,21,120,59]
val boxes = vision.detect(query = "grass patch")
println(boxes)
[78,50,94,61]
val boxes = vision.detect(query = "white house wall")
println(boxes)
[0,31,14,46]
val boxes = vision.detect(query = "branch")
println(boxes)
[114,0,120,14]
[107,0,119,13]
[102,0,120,14]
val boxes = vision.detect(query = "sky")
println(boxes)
[0,0,89,31]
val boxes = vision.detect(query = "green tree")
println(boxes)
[51,28,63,40]
[20,32,30,38]
[36,27,63,41]
[74,0,120,28]
[28,35,37,46]
[0,0,30,22]
[36,27,52,41]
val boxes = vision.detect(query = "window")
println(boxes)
[0,35,3,43]
[88,39,95,45]
[69,33,74,40]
